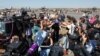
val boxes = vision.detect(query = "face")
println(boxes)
[67,20,71,25]
[32,15,36,18]
[95,23,100,28]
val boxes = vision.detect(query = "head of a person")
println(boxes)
[66,20,72,25]
[94,21,100,28]
[67,15,75,24]
[36,19,41,25]
[52,14,59,20]
[59,27,69,36]
[75,27,79,32]
[83,33,89,42]
[32,14,36,19]
[79,17,85,23]
[44,16,49,21]
[95,15,99,19]
[11,35,19,43]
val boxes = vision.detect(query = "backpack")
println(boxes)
[27,43,39,54]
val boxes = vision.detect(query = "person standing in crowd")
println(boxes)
[77,17,87,33]
[57,10,65,22]
[39,31,53,56]
[32,19,41,41]
[51,14,60,43]
[66,19,76,35]
[27,24,48,56]
[59,27,69,56]
[81,32,93,56]
[40,16,52,31]
[88,16,97,27]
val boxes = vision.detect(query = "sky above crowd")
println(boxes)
[0,0,99,9]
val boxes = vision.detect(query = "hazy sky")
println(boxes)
[0,0,99,8]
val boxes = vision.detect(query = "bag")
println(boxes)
[27,43,39,54]
[49,45,63,56]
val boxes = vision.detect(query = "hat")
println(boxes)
[82,13,86,16]
[44,16,48,20]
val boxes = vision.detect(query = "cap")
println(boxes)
[44,16,48,20]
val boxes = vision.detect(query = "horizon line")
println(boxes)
[0,6,100,9]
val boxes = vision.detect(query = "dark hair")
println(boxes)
[67,15,72,20]
[85,34,89,42]
[21,11,27,16]
[66,27,69,30]
[80,17,85,23]
[37,20,41,24]
[67,15,77,24]
[71,17,77,24]
[67,15,73,21]
[95,15,99,19]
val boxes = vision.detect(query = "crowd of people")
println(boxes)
[0,8,100,56]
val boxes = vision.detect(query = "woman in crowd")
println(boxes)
[59,27,69,56]
[51,14,60,43]
[39,30,53,56]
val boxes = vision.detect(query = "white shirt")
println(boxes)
[67,23,75,35]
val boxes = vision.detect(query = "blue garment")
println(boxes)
[59,14,65,21]
[85,41,94,53]
[0,21,5,33]
[53,19,59,24]
[89,40,97,50]
[34,30,47,46]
